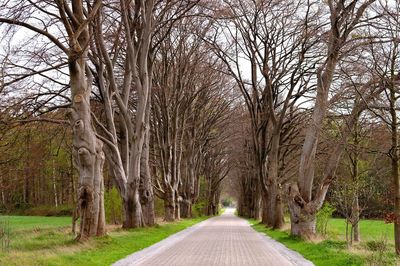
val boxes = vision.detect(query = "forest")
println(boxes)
[0,0,400,265]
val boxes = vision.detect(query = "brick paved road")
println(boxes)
[113,208,314,266]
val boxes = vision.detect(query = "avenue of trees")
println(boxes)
[1,0,400,256]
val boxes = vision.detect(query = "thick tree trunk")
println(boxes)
[288,207,316,240]
[262,134,284,228]
[261,196,268,224]
[181,199,192,218]
[291,219,316,239]
[123,185,142,228]
[123,144,144,228]
[206,189,219,216]
[266,183,284,229]
[287,184,318,240]
[164,189,176,221]
[68,61,106,240]
[254,184,262,220]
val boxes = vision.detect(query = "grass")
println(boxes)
[5,215,72,230]
[328,218,394,242]
[0,215,208,266]
[249,218,397,266]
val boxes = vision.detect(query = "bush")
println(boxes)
[364,239,388,252]
[193,200,207,217]
[104,187,123,224]
[316,202,335,236]
[364,237,394,265]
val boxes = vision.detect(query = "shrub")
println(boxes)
[104,187,123,224]
[364,239,388,252]
[364,237,394,265]
[193,200,207,217]
[316,202,335,236]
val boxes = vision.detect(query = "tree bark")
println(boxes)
[164,189,176,222]
[264,134,284,228]
[140,97,155,226]
[68,63,106,240]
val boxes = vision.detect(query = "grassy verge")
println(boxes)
[0,215,208,266]
[249,218,397,266]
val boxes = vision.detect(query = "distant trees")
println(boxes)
[151,14,232,220]
[0,120,74,210]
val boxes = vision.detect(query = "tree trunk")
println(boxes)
[288,185,317,240]
[289,211,316,240]
[264,184,284,229]
[207,187,221,216]
[124,144,143,228]
[52,156,58,208]
[254,183,262,220]
[263,134,284,229]
[140,109,155,226]
[181,199,192,218]
[175,191,181,220]
[261,195,268,224]
[164,189,176,221]
[68,63,106,240]
[352,195,360,242]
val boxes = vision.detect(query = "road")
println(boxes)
[113,208,314,266]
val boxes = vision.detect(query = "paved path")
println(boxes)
[113,208,314,266]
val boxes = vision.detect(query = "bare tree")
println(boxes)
[287,0,376,239]
[0,0,106,240]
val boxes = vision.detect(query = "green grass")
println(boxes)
[328,218,394,242]
[249,218,397,266]
[5,215,71,230]
[0,215,208,266]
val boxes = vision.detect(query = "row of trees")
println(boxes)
[224,0,400,254]
[0,0,232,240]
